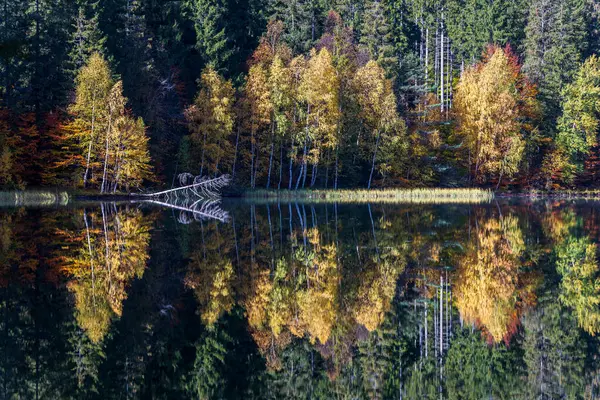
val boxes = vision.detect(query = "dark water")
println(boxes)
[1,198,600,399]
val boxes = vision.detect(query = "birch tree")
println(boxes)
[185,67,235,177]
[454,45,538,188]
[352,60,400,189]
[69,53,113,187]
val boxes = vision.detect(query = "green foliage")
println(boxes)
[552,55,600,184]
[522,301,586,399]
[523,0,588,128]
[445,329,525,399]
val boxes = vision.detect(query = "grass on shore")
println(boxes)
[0,191,69,207]
[246,188,494,204]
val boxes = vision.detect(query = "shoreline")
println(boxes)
[3,188,600,207]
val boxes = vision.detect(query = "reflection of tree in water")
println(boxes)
[238,204,407,372]
[541,206,600,336]
[454,212,538,344]
[61,204,152,343]
[185,220,235,325]
[0,208,105,398]
[4,202,600,398]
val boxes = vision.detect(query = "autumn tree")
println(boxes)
[244,63,272,188]
[68,53,113,187]
[267,56,293,189]
[454,45,539,188]
[185,67,235,177]
[352,60,402,188]
[65,54,153,191]
[297,48,340,189]
[0,110,14,186]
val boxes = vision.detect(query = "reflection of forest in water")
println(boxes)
[1,200,600,398]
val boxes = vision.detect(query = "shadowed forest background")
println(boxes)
[1,0,600,191]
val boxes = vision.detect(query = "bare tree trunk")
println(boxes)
[295,162,304,190]
[310,162,317,187]
[83,101,97,187]
[496,170,504,191]
[296,106,310,190]
[425,27,429,84]
[367,130,380,189]
[334,147,339,190]
[267,123,274,188]
[288,136,295,190]
[278,140,283,190]
[325,152,329,189]
[232,125,240,179]
[440,22,444,114]
[250,129,256,188]
[101,113,113,193]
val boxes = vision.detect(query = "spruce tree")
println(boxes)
[523,0,588,131]
[358,0,397,75]
[69,2,106,74]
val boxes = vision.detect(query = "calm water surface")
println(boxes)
[1,198,600,399]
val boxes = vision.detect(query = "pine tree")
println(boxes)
[185,0,233,74]
[269,0,322,53]
[0,0,28,109]
[69,2,106,74]
[549,55,600,185]
[523,0,588,131]
[358,0,397,75]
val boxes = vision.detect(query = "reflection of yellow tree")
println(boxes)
[352,260,400,332]
[185,222,235,326]
[186,255,234,326]
[242,227,340,368]
[455,214,536,343]
[296,233,339,344]
[62,207,151,343]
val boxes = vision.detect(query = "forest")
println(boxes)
[1,0,600,191]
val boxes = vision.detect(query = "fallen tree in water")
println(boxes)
[141,173,231,200]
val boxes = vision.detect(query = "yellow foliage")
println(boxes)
[454,46,537,185]
[186,67,236,175]
[454,214,533,343]
[63,207,152,343]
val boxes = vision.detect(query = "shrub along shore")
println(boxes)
[0,191,70,207]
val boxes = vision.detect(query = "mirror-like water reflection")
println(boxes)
[1,199,600,399]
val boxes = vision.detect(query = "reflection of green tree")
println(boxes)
[544,207,600,336]
[522,300,585,399]
[187,325,231,399]
[445,329,525,399]
[556,236,600,335]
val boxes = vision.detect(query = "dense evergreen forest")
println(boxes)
[1,0,600,191]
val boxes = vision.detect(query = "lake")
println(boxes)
[1,198,599,398]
